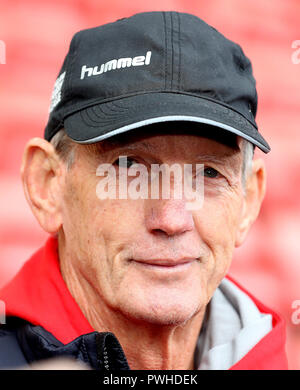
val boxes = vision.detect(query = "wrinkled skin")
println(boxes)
[21,127,266,369]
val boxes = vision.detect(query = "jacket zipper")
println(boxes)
[103,345,110,370]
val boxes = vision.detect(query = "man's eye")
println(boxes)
[202,167,220,178]
[113,157,138,168]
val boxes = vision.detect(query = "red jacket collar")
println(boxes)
[226,274,288,370]
[0,236,93,344]
[0,237,288,369]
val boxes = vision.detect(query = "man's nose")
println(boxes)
[145,199,195,237]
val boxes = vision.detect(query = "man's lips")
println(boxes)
[130,258,199,267]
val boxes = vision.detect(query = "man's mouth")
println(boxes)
[130,258,199,271]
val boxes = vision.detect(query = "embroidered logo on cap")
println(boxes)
[49,71,66,113]
[80,51,152,80]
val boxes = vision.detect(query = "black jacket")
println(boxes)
[0,317,130,370]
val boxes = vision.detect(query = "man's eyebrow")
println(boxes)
[196,153,242,175]
[195,154,237,163]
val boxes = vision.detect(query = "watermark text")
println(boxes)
[96,157,205,210]
[0,40,6,64]
[0,300,5,324]
[291,300,300,325]
[291,40,300,64]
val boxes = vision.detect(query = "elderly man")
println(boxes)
[0,11,287,370]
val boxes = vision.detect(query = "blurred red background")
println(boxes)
[0,0,299,369]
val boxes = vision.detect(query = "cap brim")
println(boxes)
[64,92,270,153]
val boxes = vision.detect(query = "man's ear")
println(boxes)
[235,158,267,247]
[21,137,64,234]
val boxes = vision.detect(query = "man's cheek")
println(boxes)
[213,196,242,241]
[195,201,237,246]
[205,246,233,299]
[197,202,238,293]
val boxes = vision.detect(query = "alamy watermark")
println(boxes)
[0,40,6,64]
[0,300,5,324]
[291,40,300,65]
[96,157,205,210]
[291,300,300,325]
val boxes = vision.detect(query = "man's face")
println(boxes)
[60,128,245,326]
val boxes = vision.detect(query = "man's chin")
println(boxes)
[119,298,202,327]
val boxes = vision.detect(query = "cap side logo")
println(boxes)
[49,71,66,113]
[80,51,152,80]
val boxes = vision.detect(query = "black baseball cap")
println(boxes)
[44,11,270,153]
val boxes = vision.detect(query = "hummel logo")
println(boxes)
[81,51,152,80]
